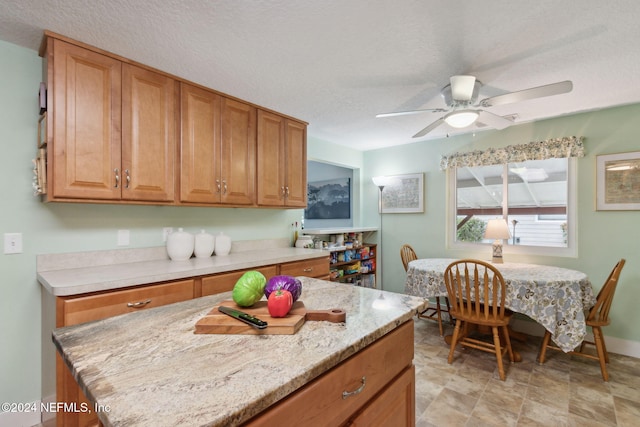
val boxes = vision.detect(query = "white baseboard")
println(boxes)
[0,394,56,427]
[509,317,640,359]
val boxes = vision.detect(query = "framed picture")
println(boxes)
[596,151,640,210]
[305,178,351,219]
[380,173,424,213]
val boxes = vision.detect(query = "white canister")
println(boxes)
[215,232,232,256]
[194,230,215,258]
[166,228,194,261]
[295,235,314,248]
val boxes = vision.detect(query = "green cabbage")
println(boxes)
[232,271,267,307]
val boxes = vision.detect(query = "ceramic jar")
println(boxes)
[214,232,231,256]
[166,228,194,261]
[295,235,314,248]
[194,230,215,258]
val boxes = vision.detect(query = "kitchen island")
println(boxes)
[53,277,427,426]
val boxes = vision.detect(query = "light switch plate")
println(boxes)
[4,233,23,254]
[117,229,130,246]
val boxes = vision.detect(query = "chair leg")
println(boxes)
[444,297,454,325]
[538,331,552,364]
[502,324,515,363]
[448,319,462,364]
[592,326,609,382]
[492,326,506,381]
[435,297,444,336]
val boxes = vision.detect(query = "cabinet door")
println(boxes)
[180,83,222,203]
[221,97,256,205]
[257,110,286,206]
[51,39,122,200]
[348,365,415,427]
[122,63,177,202]
[284,119,307,207]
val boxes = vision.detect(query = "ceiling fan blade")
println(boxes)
[479,80,573,107]
[450,75,476,101]
[477,110,514,130]
[376,108,447,118]
[412,118,445,138]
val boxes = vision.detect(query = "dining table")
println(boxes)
[404,258,596,353]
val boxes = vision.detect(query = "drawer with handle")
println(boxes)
[279,256,330,278]
[59,279,195,326]
[245,319,414,426]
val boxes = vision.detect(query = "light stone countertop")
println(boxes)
[38,241,328,296]
[52,277,427,427]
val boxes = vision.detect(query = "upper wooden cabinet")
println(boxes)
[40,32,306,208]
[121,64,177,202]
[256,110,307,207]
[44,38,177,203]
[180,83,256,205]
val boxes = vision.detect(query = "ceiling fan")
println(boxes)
[377,75,573,138]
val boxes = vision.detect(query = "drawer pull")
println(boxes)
[127,299,151,308]
[303,268,313,272]
[342,376,366,400]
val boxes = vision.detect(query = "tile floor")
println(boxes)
[413,317,640,427]
[34,317,640,427]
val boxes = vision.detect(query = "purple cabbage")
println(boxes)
[264,275,303,302]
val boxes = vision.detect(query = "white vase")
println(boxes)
[194,230,215,258]
[166,228,194,261]
[295,235,314,248]
[215,232,231,256]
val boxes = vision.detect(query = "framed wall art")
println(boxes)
[305,177,351,219]
[596,150,640,210]
[380,173,424,213]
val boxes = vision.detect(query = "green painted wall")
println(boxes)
[0,41,306,406]
[362,105,640,343]
[2,37,639,408]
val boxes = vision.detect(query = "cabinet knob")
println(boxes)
[125,169,130,189]
[303,268,313,272]
[216,179,221,193]
[281,186,286,198]
[114,168,120,188]
[285,186,290,197]
[222,179,227,195]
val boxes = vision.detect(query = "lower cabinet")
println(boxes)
[55,278,195,427]
[244,320,415,427]
[53,255,331,426]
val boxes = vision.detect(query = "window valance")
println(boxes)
[440,136,585,170]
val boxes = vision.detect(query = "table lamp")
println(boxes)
[484,219,511,263]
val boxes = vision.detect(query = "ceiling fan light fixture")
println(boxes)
[444,110,479,128]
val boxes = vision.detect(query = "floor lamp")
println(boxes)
[372,176,392,309]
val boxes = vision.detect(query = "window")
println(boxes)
[449,157,577,257]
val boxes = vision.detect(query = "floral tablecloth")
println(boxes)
[404,258,596,352]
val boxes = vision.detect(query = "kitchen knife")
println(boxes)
[218,306,268,329]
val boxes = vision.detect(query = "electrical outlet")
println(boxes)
[117,229,130,246]
[4,233,23,254]
[163,227,173,242]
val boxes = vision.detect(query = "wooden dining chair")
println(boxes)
[444,259,515,381]
[537,258,626,381]
[400,244,452,336]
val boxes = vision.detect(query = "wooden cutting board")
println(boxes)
[194,300,305,335]
[194,300,346,335]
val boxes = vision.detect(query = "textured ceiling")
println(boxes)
[2,0,640,151]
